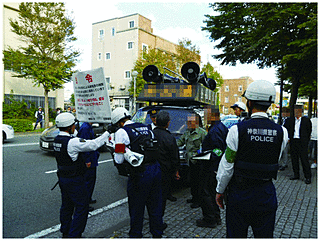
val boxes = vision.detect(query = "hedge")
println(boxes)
[3,119,33,132]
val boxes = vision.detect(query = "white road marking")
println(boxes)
[45,159,113,174]
[24,197,128,239]
[3,143,38,147]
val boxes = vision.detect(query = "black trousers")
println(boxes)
[198,161,220,223]
[161,170,174,217]
[290,139,311,179]
[189,161,201,203]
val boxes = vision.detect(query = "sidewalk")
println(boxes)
[109,162,317,238]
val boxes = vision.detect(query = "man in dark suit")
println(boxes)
[153,110,180,220]
[284,104,312,184]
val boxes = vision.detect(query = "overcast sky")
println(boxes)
[63,1,280,100]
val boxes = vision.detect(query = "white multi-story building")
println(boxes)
[92,13,189,112]
[3,3,64,110]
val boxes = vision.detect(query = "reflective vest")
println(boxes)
[234,118,283,180]
[123,122,158,163]
[53,135,86,177]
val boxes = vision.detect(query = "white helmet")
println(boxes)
[55,112,76,128]
[111,107,131,124]
[231,101,246,111]
[243,80,276,105]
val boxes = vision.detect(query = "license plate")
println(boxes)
[42,141,49,148]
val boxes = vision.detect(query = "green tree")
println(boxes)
[203,3,317,112]
[128,48,177,96]
[2,95,34,119]
[176,38,201,66]
[3,3,80,128]
[70,93,75,106]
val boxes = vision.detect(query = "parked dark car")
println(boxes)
[221,118,239,129]
[39,123,109,152]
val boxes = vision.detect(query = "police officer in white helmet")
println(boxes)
[111,107,164,238]
[230,101,247,121]
[215,80,289,238]
[53,112,110,238]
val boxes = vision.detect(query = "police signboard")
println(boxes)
[72,67,112,123]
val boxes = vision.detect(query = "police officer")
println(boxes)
[34,106,44,130]
[215,80,288,238]
[230,101,246,117]
[196,107,228,228]
[230,101,248,122]
[112,107,164,238]
[77,122,100,211]
[147,109,158,130]
[53,113,109,238]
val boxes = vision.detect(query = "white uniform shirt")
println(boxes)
[293,117,302,139]
[310,117,318,141]
[58,131,109,162]
[216,112,289,194]
[114,120,134,164]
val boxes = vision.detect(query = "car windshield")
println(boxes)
[132,108,193,135]
[222,119,239,129]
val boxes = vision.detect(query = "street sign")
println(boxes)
[72,67,111,123]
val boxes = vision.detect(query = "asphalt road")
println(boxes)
[3,133,127,238]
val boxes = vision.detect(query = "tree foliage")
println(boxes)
[176,38,201,66]
[2,95,35,119]
[203,3,317,111]
[129,39,224,109]
[129,48,177,96]
[3,3,80,127]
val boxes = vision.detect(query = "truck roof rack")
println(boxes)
[137,83,216,107]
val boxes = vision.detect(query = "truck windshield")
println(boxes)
[132,109,193,135]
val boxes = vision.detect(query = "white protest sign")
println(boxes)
[72,67,111,123]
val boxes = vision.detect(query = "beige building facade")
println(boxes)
[92,13,182,112]
[219,76,254,115]
[3,3,64,110]
[219,77,282,115]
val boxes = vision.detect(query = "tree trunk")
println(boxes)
[308,96,313,118]
[289,77,301,117]
[44,89,49,129]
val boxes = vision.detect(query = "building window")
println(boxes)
[125,71,131,78]
[106,52,111,60]
[129,20,135,28]
[225,86,229,92]
[238,85,243,92]
[98,53,102,60]
[142,44,148,59]
[225,97,229,103]
[127,42,134,50]
[111,27,115,36]
[4,94,55,109]
[99,29,104,39]
[142,44,148,53]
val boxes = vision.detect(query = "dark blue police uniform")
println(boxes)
[227,117,283,238]
[122,122,164,238]
[54,135,88,238]
[77,122,100,202]
[199,121,228,225]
